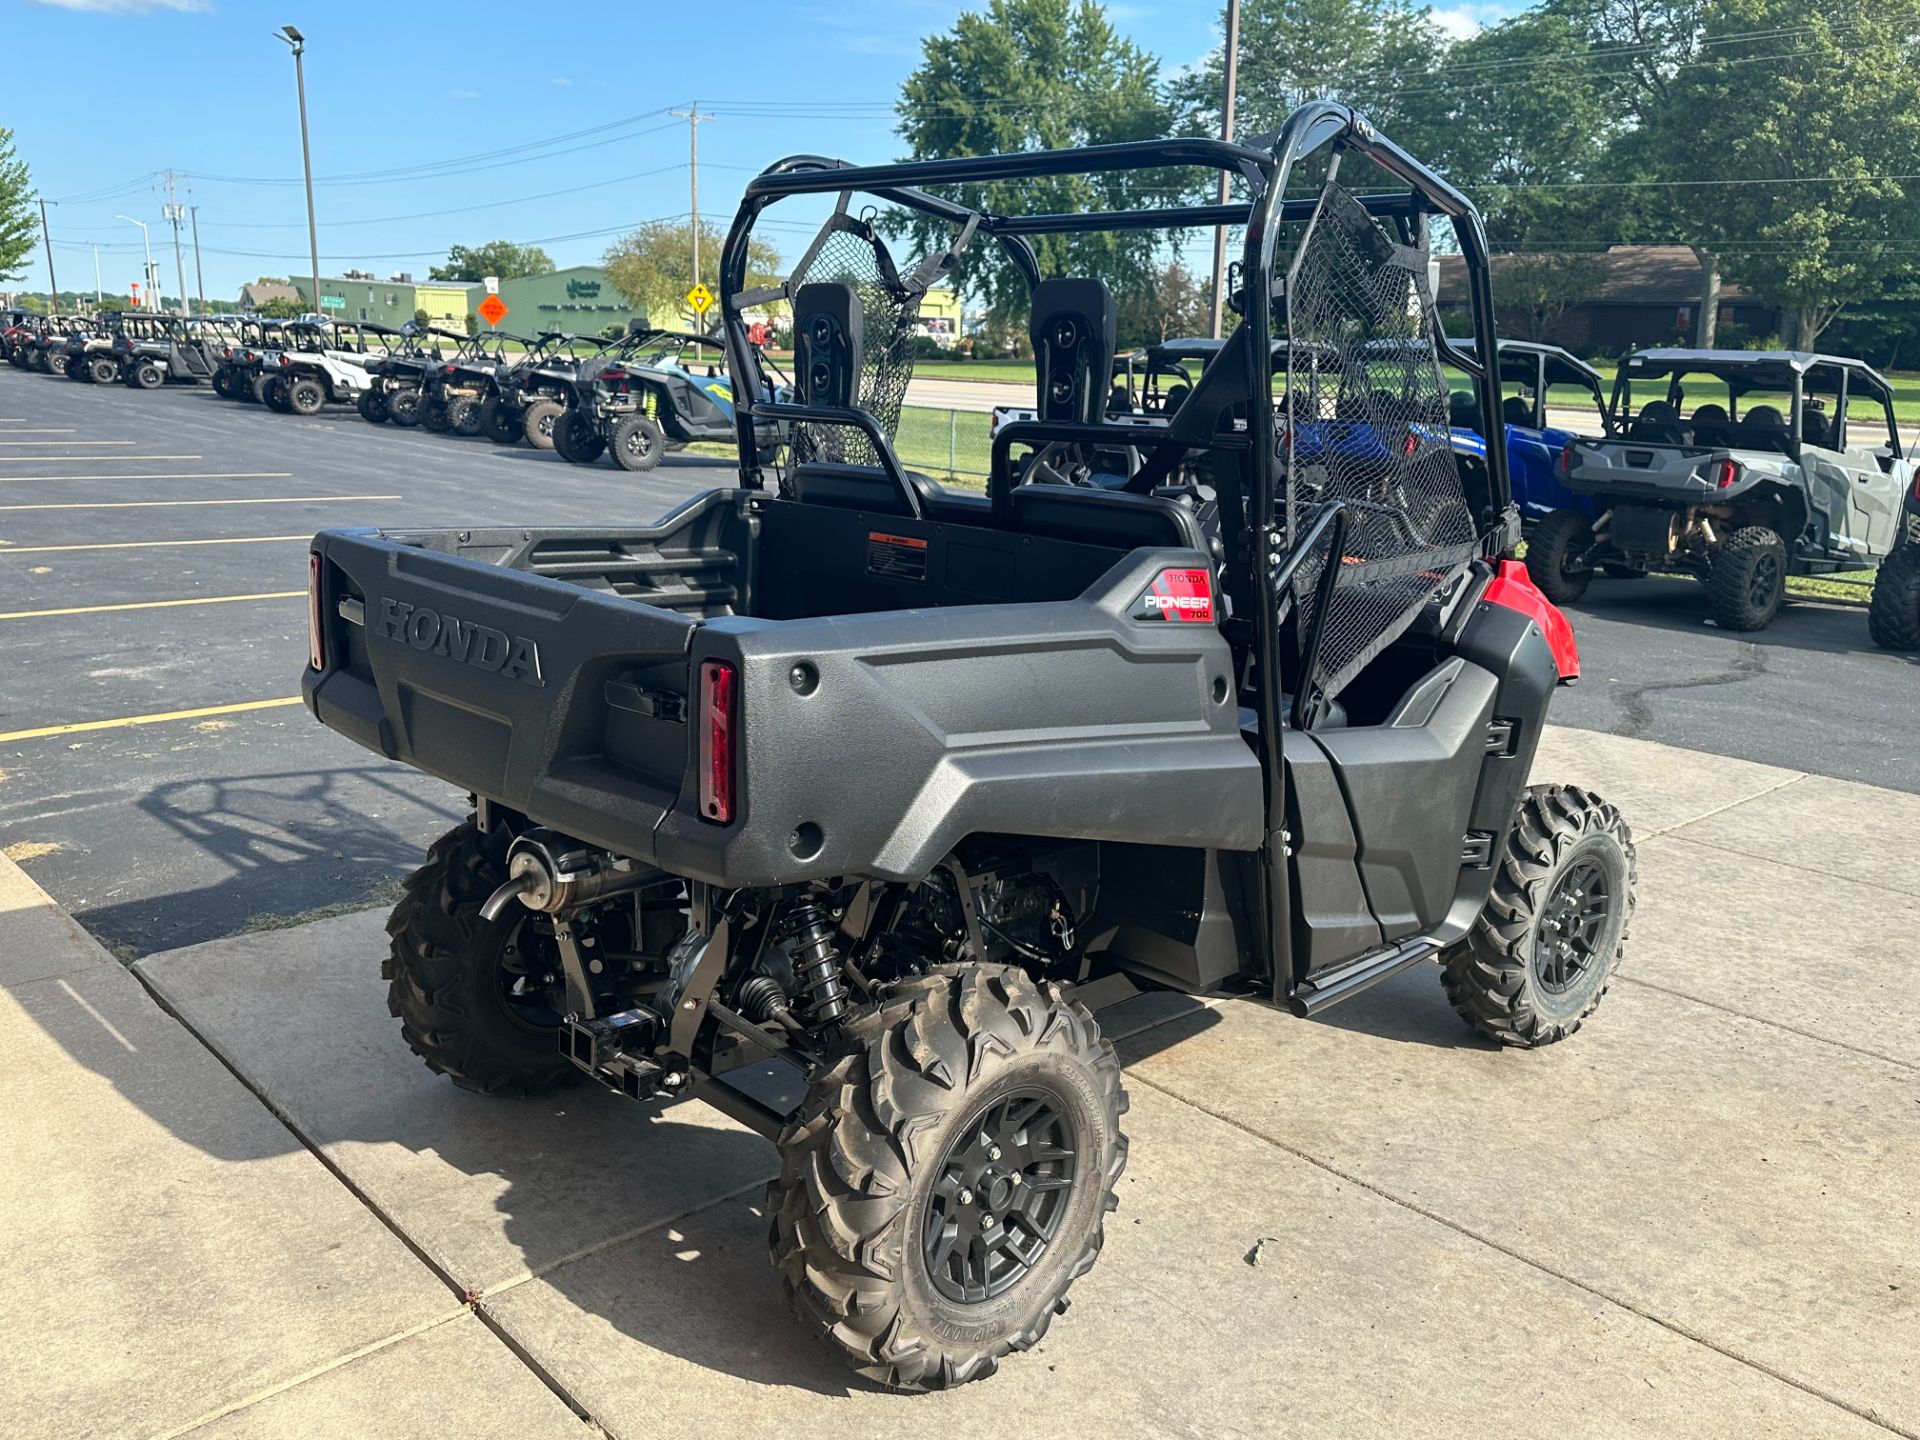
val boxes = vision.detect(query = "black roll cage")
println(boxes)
[715,104,1512,980]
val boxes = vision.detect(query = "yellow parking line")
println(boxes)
[0,591,304,622]
[0,454,203,463]
[0,494,400,512]
[0,696,304,745]
[0,471,293,484]
[0,535,308,556]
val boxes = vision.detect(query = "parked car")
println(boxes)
[1528,348,1912,630]
[302,103,1633,1391]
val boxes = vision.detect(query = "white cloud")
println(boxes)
[1430,3,1513,39]
[551,77,572,88]
[29,0,210,10]
[449,88,480,101]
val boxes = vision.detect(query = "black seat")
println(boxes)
[1502,395,1532,426]
[1006,484,1207,553]
[789,461,991,526]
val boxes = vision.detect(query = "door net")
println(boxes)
[1282,182,1479,704]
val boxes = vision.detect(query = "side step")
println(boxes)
[1287,936,1441,1018]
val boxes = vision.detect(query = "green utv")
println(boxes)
[303,104,1636,1390]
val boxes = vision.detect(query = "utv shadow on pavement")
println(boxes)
[1565,576,1913,662]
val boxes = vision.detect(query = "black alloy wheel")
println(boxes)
[923,1090,1079,1303]
[1532,856,1611,995]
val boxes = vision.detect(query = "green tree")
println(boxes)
[1491,252,1609,341]
[429,241,554,283]
[1399,9,1620,246]
[1640,0,1920,346]
[896,0,1178,324]
[412,307,431,327]
[601,219,781,324]
[0,128,38,284]
[1181,0,1445,144]
[255,296,302,318]
[1117,259,1211,344]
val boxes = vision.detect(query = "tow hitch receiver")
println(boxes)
[562,1008,664,1099]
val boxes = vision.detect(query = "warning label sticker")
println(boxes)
[866,530,929,582]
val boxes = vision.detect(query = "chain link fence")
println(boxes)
[891,405,997,488]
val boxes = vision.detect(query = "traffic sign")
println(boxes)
[686,283,714,316]
[477,293,509,327]
[320,294,345,310]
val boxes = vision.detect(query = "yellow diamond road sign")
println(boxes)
[686,283,715,315]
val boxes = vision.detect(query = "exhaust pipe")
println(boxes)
[480,830,661,921]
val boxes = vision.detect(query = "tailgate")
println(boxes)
[1564,439,1725,501]
[304,529,699,860]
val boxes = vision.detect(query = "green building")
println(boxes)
[292,274,477,330]
[490,267,645,337]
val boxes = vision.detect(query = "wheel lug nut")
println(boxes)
[982,1214,995,1228]
[1010,1173,1022,1186]
[989,1146,1001,1161]
[958,1188,973,1205]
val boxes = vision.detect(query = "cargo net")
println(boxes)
[786,214,928,468]
[1282,182,1478,703]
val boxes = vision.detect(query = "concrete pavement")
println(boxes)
[4,726,1917,1437]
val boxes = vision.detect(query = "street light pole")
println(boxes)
[276,25,321,316]
[188,204,207,313]
[37,198,58,309]
[117,214,155,311]
[670,104,713,301]
[1208,0,1242,340]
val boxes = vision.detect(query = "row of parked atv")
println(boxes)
[0,307,786,475]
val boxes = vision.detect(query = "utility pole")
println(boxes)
[93,246,102,305]
[38,198,58,310]
[670,104,714,296]
[162,170,192,316]
[1208,0,1242,340]
[276,26,321,316]
[188,204,207,313]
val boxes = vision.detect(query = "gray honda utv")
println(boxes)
[302,103,1635,1391]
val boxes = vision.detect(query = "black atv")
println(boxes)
[1868,471,1920,650]
[212,319,294,401]
[21,315,85,375]
[63,313,126,383]
[568,326,791,472]
[304,104,1635,1393]
[419,330,528,437]
[155,315,247,387]
[498,331,608,450]
[360,326,463,427]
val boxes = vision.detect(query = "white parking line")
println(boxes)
[0,494,400,513]
[0,440,137,447]
[0,455,204,463]
[0,535,307,556]
[0,429,78,435]
[0,472,293,485]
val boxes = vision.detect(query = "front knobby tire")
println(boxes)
[358,389,390,424]
[1707,526,1787,631]
[1868,544,1920,651]
[769,964,1128,1392]
[521,397,562,449]
[1444,785,1637,1048]
[1525,508,1595,604]
[382,820,579,1098]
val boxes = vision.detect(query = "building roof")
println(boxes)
[239,281,298,306]
[1435,245,1756,308]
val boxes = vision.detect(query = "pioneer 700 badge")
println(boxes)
[1129,568,1214,623]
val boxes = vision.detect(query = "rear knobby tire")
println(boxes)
[609,412,666,472]
[288,377,327,415]
[1707,526,1786,631]
[521,397,562,449]
[1867,544,1920,651]
[133,361,164,390]
[387,387,424,426]
[88,356,118,385]
[358,389,390,424]
[1443,785,1637,1048]
[769,964,1127,1392]
[1525,508,1595,605]
[449,395,484,436]
[480,396,521,445]
[420,398,451,433]
[382,820,579,1098]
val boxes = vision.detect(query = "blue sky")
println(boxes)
[7,0,1520,302]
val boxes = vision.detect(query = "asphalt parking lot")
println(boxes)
[1,364,1914,958]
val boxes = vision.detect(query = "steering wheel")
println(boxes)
[1023,441,1098,488]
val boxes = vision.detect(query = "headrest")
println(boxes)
[1030,278,1118,425]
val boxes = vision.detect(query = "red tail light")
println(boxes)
[307,552,325,671]
[1712,458,1742,489]
[697,659,737,824]
[1558,442,1576,474]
